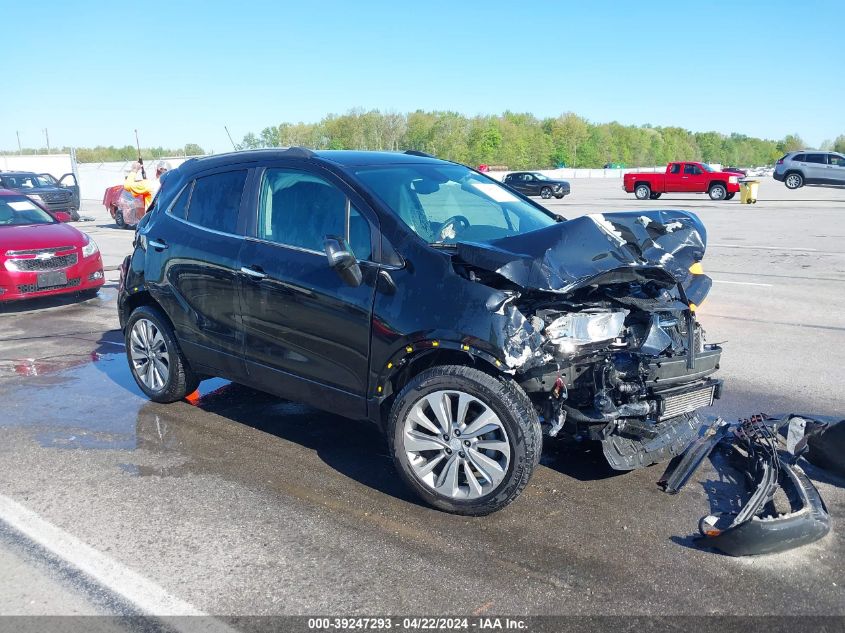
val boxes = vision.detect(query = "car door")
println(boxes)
[682,163,706,192]
[664,163,684,192]
[58,173,80,209]
[506,174,526,195]
[237,163,379,418]
[827,153,845,185]
[141,166,251,379]
[804,153,827,183]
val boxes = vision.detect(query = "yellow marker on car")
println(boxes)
[689,262,704,275]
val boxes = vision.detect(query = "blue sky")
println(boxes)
[2,0,842,152]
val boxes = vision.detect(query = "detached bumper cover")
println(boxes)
[659,414,831,556]
[700,454,830,556]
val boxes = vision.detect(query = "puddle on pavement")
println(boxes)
[0,350,379,482]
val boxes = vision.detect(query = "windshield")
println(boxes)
[699,163,714,172]
[0,173,54,189]
[531,172,549,180]
[354,163,557,244]
[0,196,57,226]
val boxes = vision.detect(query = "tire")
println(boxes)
[785,172,803,189]
[649,192,662,200]
[388,365,542,516]
[634,184,651,200]
[708,183,727,200]
[540,187,553,199]
[70,209,81,222]
[125,304,199,403]
[724,192,735,200]
[114,207,126,229]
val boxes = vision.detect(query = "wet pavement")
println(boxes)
[1,185,844,616]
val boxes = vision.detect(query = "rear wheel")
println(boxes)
[114,206,126,229]
[708,183,727,200]
[125,305,199,403]
[388,365,541,515]
[785,173,803,189]
[540,186,553,199]
[634,184,651,200]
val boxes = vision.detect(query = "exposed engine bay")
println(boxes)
[452,210,722,471]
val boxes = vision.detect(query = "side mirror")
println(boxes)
[52,211,72,223]
[324,237,362,287]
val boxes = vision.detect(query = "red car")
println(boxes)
[623,162,741,201]
[0,189,105,303]
[103,184,145,229]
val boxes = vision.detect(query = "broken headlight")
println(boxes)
[544,309,629,355]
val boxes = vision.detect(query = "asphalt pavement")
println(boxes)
[0,180,843,621]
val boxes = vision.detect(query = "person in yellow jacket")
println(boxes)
[124,160,171,210]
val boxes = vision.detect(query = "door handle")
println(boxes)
[148,239,168,250]
[240,266,268,280]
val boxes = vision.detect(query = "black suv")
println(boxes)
[502,171,570,199]
[119,149,722,515]
[0,171,81,220]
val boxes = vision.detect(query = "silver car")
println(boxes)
[773,150,845,189]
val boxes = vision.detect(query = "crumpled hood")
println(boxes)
[454,210,711,303]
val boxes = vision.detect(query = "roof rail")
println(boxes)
[404,150,434,158]
[284,146,316,159]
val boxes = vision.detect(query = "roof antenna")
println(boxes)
[224,126,239,151]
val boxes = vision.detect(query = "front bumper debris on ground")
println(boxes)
[659,414,832,556]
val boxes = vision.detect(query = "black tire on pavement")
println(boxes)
[634,184,651,200]
[125,304,199,403]
[785,172,804,189]
[114,207,126,229]
[708,183,727,200]
[388,365,542,516]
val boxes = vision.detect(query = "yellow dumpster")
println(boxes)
[740,179,760,204]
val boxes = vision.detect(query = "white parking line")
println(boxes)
[712,279,773,287]
[710,243,818,252]
[0,494,239,632]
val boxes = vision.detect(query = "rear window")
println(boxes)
[185,170,247,234]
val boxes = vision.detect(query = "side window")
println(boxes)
[258,168,372,258]
[829,154,845,167]
[168,183,192,220]
[669,164,681,174]
[185,170,247,234]
[683,164,700,175]
[793,154,806,162]
[805,154,825,164]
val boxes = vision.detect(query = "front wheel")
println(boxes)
[540,186,553,199]
[785,173,803,189]
[114,206,126,229]
[708,184,727,200]
[388,365,542,516]
[634,184,651,200]
[125,305,199,403]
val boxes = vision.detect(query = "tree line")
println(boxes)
[237,110,845,169]
[5,111,845,168]
[1,144,206,163]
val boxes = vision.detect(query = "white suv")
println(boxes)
[773,150,845,189]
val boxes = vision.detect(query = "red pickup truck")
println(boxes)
[623,162,741,201]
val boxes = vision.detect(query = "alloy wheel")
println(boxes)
[129,318,170,391]
[541,187,552,199]
[785,174,802,189]
[402,390,511,500]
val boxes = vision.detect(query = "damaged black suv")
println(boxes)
[119,148,722,515]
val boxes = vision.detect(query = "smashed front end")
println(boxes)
[455,210,722,470]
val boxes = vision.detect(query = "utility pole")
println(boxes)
[16,131,22,154]
[43,128,51,154]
